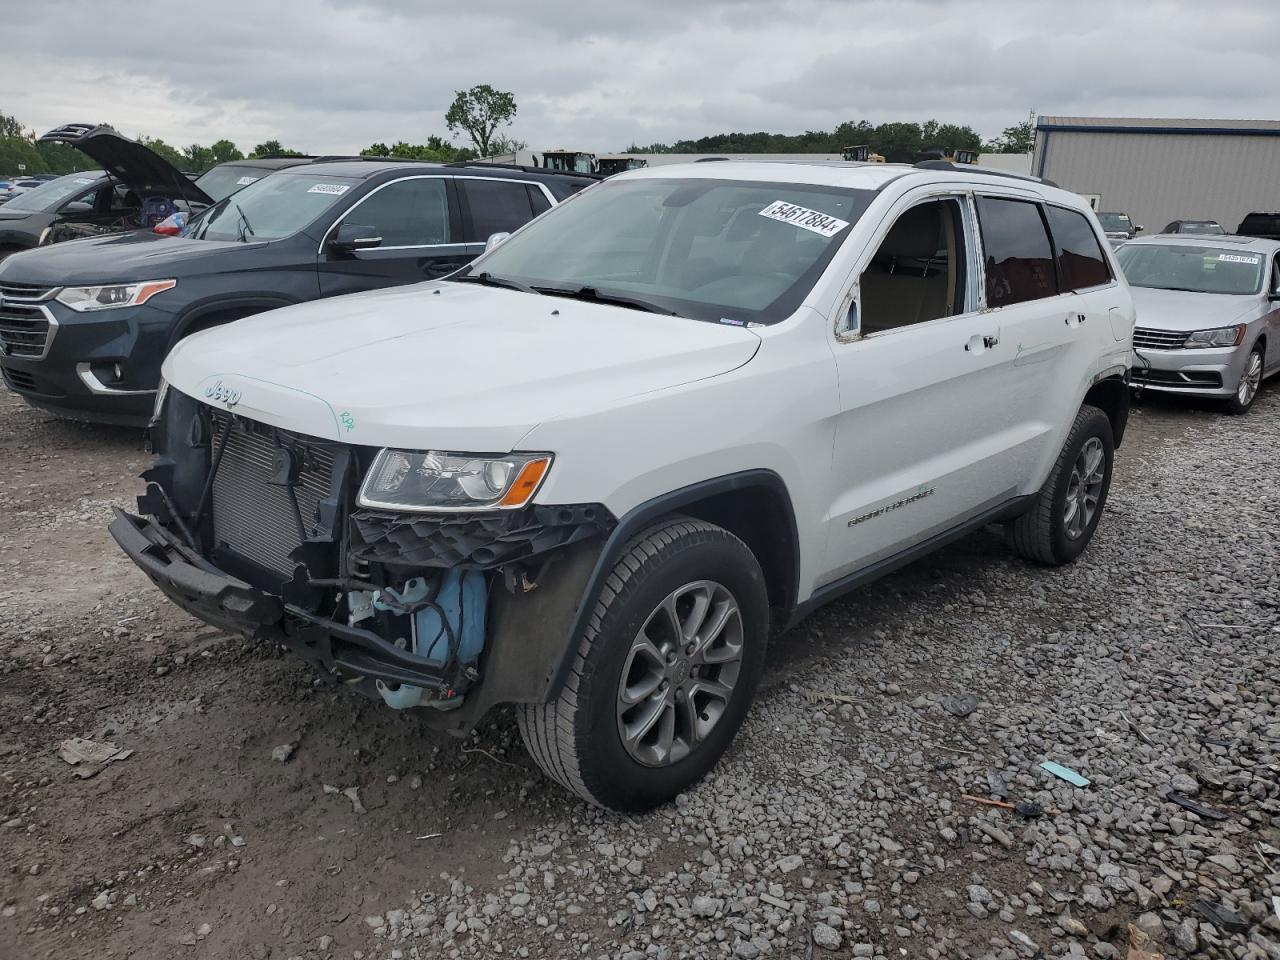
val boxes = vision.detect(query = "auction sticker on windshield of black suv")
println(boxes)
[758,200,849,237]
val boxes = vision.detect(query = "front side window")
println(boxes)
[1116,244,1266,295]
[463,178,876,324]
[1044,206,1111,291]
[976,196,1058,308]
[340,177,450,247]
[859,198,968,334]
[189,172,360,242]
[461,180,535,240]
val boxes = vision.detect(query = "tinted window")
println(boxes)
[462,180,535,239]
[1045,206,1111,290]
[195,164,266,203]
[344,177,450,247]
[528,185,552,216]
[976,197,1058,307]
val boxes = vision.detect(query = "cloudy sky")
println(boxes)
[2,0,1276,154]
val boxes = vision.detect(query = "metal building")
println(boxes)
[1033,116,1280,233]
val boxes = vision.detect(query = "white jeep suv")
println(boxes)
[112,160,1134,811]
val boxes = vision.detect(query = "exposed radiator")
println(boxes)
[207,409,338,577]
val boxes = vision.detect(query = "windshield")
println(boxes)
[1117,244,1265,295]
[461,177,875,324]
[1097,213,1132,232]
[4,172,104,212]
[188,171,357,242]
[194,164,273,203]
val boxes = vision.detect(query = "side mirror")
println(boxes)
[485,231,511,253]
[1134,225,1144,233]
[328,222,382,254]
[61,200,94,214]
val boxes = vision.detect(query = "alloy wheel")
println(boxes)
[1238,350,1263,407]
[1063,437,1106,541]
[616,580,744,767]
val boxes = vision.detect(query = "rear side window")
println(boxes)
[1044,206,1111,290]
[527,185,552,216]
[976,197,1058,307]
[461,179,536,239]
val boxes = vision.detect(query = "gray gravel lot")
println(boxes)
[1,386,1278,960]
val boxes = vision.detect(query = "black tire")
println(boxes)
[1223,344,1264,415]
[516,518,769,811]
[1007,404,1114,565]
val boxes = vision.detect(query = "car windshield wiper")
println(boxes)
[234,203,255,243]
[450,272,534,294]
[532,285,678,316]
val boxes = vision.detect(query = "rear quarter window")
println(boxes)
[976,196,1058,307]
[1044,206,1112,290]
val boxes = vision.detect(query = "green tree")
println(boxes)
[0,110,24,140]
[870,122,924,163]
[184,143,214,172]
[986,120,1034,154]
[209,139,243,164]
[445,84,517,157]
[249,140,305,159]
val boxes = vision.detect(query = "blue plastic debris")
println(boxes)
[1039,761,1090,787]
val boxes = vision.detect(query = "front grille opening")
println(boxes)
[2,366,38,393]
[1131,368,1222,388]
[0,305,52,359]
[1132,327,1188,350]
[206,409,340,578]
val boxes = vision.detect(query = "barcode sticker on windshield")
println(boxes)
[235,176,259,186]
[307,183,350,195]
[1217,253,1259,264]
[758,200,849,238]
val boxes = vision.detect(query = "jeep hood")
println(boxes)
[165,282,762,450]
[1130,286,1260,332]
[0,230,264,285]
[38,123,213,206]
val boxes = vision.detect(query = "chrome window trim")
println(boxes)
[76,362,156,396]
[317,174,557,255]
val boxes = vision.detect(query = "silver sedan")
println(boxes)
[1117,235,1280,414]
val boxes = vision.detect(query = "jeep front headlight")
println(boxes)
[1184,325,1244,349]
[358,450,553,512]
[55,279,177,312]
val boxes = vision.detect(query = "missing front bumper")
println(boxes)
[109,508,460,703]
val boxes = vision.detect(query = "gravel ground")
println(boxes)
[1,383,1278,960]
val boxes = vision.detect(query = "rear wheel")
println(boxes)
[1223,345,1264,415]
[1007,404,1114,565]
[517,518,768,811]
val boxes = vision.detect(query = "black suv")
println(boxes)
[0,159,595,424]
[1237,211,1280,241]
[0,125,317,259]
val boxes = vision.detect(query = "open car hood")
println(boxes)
[38,123,213,207]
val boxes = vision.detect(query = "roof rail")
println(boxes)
[913,159,1058,188]
[309,155,441,165]
[444,160,605,180]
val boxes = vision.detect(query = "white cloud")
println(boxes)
[1,0,1275,155]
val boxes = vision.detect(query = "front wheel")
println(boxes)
[1007,404,1114,565]
[1223,345,1264,415]
[517,518,769,811]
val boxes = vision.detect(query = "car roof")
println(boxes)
[614,159,1069,198]
[1127,233,1280,252]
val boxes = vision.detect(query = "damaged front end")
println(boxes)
[110,388,614,733]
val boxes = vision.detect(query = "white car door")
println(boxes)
[819,189,1072,587]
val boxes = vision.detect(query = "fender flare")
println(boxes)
[544,468,801,698]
